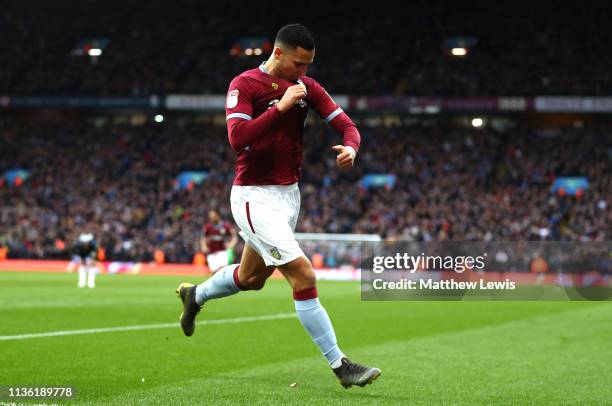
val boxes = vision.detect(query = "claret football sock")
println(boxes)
[195,264,243,305]
[294,288,344,366]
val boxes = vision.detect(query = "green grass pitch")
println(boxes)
[1,271,611,405]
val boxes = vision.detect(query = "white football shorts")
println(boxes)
[207,250,230,272]
[230,183,304,266]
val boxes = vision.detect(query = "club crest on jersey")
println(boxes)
[271,82,278,90]
[226,89,239,108]
[270,247,281,260]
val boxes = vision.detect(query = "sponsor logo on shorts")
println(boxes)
[270,247,281,260]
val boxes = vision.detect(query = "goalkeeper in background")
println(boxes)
[74,233,98,288]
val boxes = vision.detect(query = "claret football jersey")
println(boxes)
[225,63,346,185]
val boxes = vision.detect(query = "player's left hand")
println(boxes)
[332,145,356,169]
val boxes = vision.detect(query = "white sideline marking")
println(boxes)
[0,312,297,341]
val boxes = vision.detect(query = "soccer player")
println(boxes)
[200,209,238,272]
[177,24,380,388]
[74,233,98,288]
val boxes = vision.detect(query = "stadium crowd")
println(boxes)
[1,117,609,262]
[1,0,612,96]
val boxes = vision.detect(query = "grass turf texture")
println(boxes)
[1,271,611,405]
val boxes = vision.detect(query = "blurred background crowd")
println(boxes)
[1,118,609,262]
[1,0,610,263]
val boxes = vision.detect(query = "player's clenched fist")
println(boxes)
[332,145,356,169]
[277,84,307,113]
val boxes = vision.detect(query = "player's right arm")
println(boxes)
[276,84,307,112]
[226,76,306,151]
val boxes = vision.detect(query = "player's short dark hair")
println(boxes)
[275,24,315,51]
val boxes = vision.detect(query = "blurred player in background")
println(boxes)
[177,23,380,388]
[74,233,98,288]
[200,209,238,272]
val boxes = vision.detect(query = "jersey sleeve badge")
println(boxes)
[226,89,239,108]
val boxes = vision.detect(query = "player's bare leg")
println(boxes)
[177,244,273,336]
[235,244,275,290]
[278,256,381,388]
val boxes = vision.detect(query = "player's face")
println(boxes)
[278,46,315,81]
[209,210,220,222]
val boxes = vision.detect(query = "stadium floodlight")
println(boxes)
[451,47,467,56]
[88,48,103,56]
[471,117,484,128]
[154,114,164,123]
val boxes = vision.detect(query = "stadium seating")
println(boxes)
[1,118,609,262]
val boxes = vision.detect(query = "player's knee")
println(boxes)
[242,274,267,291]
[279,256,317,291]
[292,262,317,291]
[249,278,266,291]
[295,271,316,291]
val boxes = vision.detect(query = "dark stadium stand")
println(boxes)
[1,0,612,95]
